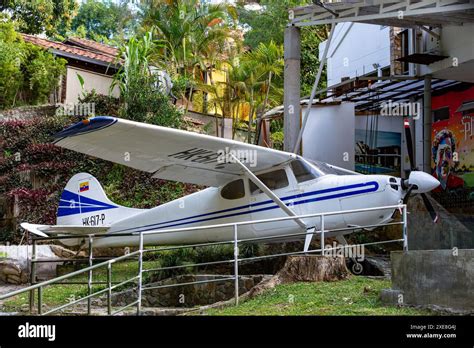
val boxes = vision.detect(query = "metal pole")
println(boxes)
[403,205,408,252]
[107,261,112,315]
[233,225,239,306]
[321,215,325,253]
[87,236,93,315]
[284,26,301,152]
[423,75,432,174]
[293,22,336,154]
[38,286,42,315]
[136,232,144,315]
[29,239,36,313]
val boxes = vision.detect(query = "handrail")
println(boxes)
[0,204,408,316]
[0,250,140,299]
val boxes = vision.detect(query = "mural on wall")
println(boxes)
[431,85,474,230]
[355,129,401,176]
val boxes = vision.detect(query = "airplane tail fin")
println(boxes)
[57,173,143,226]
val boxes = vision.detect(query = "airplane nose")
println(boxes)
[407,171,440,193]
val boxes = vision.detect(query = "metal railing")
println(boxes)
[0,204,407,315]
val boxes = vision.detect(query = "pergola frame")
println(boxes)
[290,0,474,28]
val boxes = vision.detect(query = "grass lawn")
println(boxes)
[1,260,161,311]
[2,265,433,315]
[202,276,432,316]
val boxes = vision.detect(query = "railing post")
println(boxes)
[107,261,112,315]
[233,225,239,306]
[321,215,325,253]
[403,204,408,252]
[87,235,93,315]
[137,232,144,315]
[29,239,37,314]
[37,286,42,315]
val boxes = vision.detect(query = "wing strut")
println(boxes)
[228,153,307,231]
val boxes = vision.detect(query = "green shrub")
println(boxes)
[0,21,66,109]
[78,90,120,116]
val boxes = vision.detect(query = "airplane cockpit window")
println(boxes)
[249,169,289,195]
[221,179,245,200]
[291,159,320,183]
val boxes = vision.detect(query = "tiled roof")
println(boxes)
[65,37,119,57]
[21,34,118,66]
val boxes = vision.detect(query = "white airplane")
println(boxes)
[21,116,440,251]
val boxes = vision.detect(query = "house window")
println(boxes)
[249,169,289,195]
[221,179,245,200]
[291,159,319,183]
[433,107,450,122]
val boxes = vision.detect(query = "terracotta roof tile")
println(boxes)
[21,34,118,66]
[65,37,119,57]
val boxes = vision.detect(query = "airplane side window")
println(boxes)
[249,169,289,195]
[291,159,319,183]
[221,179,245,200]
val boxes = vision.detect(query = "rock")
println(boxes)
[6,274,21,284]
[380,288,404,306]
[0,261,23,276]
[50,245,78,259]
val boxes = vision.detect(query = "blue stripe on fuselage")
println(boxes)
[110,181,380,234]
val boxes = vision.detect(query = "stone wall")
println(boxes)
[112,274,272,308]
[407,194,474,250]
[383,250,474,312]
[0,104,57,121]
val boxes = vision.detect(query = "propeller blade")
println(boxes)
[403,185,414,204]
[421,193,439,223]
[404,119,415,170]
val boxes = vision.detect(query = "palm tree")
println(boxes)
[241,41,284,144]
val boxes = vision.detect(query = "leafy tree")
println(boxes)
[139,0,237,111]
[68,0,134,43]
[0,21,66,109]
[300,26,330,96]
[236,1,329,96]
[236,0,305,49]
[1,0,78,37]
[112,32,182,128]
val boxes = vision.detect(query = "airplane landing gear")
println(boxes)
[351,261,364,275]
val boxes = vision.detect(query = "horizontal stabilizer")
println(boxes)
[21,223,110,236]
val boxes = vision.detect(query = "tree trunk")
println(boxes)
[276,255,349,283]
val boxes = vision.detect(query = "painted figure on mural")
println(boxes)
[432,128,464,191]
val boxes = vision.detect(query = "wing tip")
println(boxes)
[53,116,118,139]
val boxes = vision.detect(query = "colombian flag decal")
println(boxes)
[79,181,89,192]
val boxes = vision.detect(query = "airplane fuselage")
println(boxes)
[92,160,403,248]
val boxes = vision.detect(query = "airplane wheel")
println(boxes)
[351,262,363,275]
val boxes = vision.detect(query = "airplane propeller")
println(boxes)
[401,119,440,223]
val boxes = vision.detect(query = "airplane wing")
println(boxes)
[53,116,296,186]
[21,223,110,237]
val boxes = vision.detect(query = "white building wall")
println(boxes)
[419,23,474,83]
[65,66,120,104]
[302,103,355,170]
[320,23,391,86]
